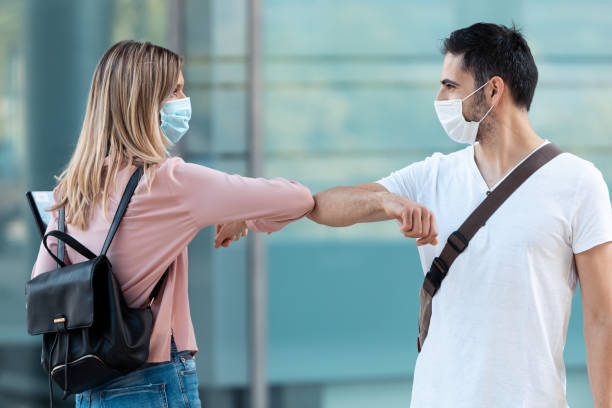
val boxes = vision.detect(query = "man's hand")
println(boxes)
[214,221,248,248]
[380,192,439,246]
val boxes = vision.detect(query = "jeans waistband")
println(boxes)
[140,335,193,369]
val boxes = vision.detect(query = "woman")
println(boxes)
[30,40,314,407]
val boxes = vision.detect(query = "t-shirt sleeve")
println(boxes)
[164,157,314,232]
[571,163,612,254]
[375,153,440,201]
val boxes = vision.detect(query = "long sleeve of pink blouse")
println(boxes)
[31,156,314,362]
[166,159,313,232]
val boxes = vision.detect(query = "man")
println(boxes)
[307,23,612,407]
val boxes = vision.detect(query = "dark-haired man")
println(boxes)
[308,23,612,407]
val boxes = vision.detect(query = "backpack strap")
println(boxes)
[57,206,65,268]
[99,166,169,307]
[422,142,564,297]
[100,167,143,256]
[44,207,96,268]
[44,165,168,307]
[43,230,97,267]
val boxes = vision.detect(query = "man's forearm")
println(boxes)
[576,243,612,408]
[585,321,612,407]
[307,183,439,245]
[307,186,390,227]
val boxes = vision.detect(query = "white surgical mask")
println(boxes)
[434,81,494,145]
[160,97,192,143]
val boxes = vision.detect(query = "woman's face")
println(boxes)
[165,71,187,103]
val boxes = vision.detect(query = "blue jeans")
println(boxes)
[75,338,202,407]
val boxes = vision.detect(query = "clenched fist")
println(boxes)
[214,221,249,248]
[380,193,439,246]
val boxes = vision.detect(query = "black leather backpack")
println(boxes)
[25,167,168,406]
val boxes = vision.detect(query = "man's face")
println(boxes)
[436,52,489,124]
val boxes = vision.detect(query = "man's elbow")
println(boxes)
[307,203,354,227]
[307,193,332,226]
[584,309,612,331]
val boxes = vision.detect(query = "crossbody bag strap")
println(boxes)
[422,142,564,297]
[100,166,144,256]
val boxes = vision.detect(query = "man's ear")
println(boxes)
[489,76,505,106]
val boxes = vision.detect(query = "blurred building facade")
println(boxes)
[0,0,610,406]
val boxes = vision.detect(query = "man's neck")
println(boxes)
[473,110,544,189]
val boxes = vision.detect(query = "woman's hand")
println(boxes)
[214,221,249,248]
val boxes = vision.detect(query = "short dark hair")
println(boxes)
[442,23,538,111]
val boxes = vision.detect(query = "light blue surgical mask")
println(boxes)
[160,97,192,143]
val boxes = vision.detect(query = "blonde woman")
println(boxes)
[30,40,314,407]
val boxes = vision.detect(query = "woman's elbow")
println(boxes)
[294,184,315,216]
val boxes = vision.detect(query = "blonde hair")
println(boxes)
[48,40,183,230]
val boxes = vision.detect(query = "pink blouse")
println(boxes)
[31,156,314,362]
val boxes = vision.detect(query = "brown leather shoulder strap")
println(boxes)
[422,143,564,296]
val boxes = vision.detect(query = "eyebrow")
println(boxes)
[441,79,460,87]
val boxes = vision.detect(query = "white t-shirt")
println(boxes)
[377,142,612,408]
